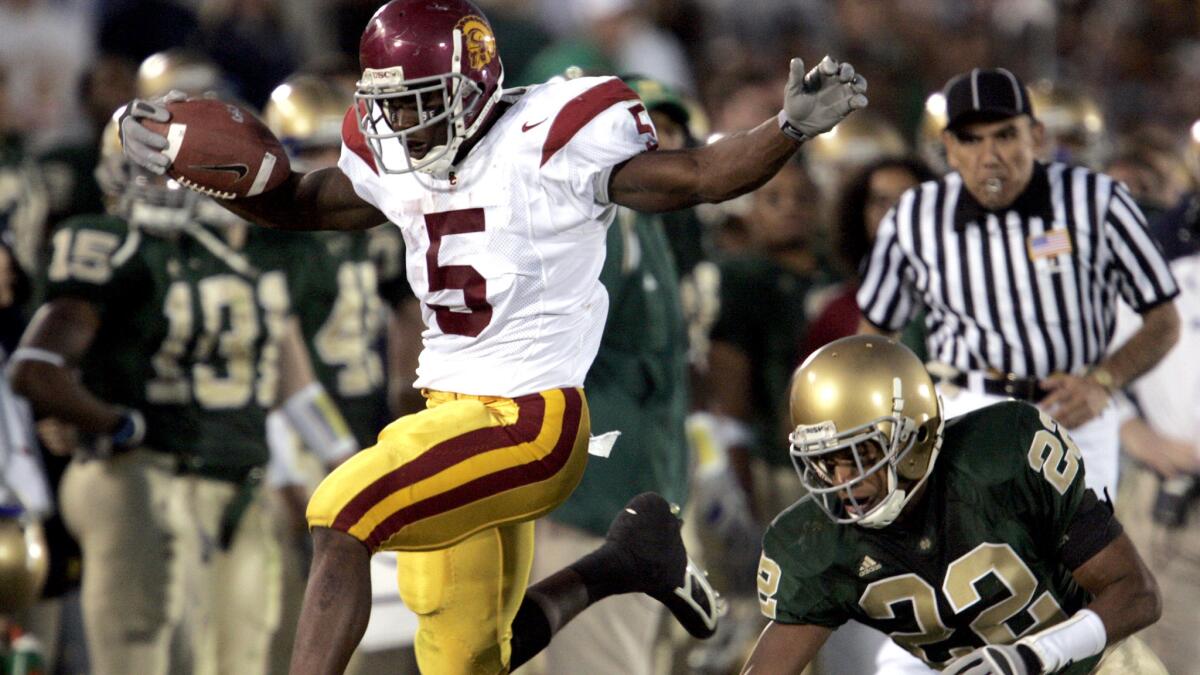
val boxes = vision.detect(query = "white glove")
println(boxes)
[118,90,187,175]
[941,643,1044,675]
[778,55,868,142]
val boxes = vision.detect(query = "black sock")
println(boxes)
[509,597,553,670]
[566,546,624,603]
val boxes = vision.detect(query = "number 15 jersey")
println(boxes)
[339,76,658,397]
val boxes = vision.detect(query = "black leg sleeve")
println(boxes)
[508,596,553,670]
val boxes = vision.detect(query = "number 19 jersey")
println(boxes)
[338,76,658,397]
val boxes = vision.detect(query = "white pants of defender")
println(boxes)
[517,519,664,675]
[814,386,1121,675]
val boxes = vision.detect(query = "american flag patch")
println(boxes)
[1026,229,1073,260]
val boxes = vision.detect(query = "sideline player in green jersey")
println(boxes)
[8,116,352,675]
[742,336,1162,675]
[263,73,408,450]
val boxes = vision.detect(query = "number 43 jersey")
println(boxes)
[339,76,658,397]
[759,402,1115,674]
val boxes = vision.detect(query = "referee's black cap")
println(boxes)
[943,68,1035,131]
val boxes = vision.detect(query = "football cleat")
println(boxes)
[602,492,725,639]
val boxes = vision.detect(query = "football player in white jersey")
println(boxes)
[119,1,867,672]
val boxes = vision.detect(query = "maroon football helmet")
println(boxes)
[356,0,505,175]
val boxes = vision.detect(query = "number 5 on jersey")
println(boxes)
[424,208,492,337]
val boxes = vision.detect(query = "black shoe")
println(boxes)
[601,492,724,639]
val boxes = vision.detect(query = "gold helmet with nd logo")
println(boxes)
[787,335,943,528]
[265,74,353,172]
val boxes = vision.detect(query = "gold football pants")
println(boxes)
[307,387,590,673]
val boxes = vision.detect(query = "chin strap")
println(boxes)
[856,466,906,529]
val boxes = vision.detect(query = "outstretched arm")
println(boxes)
[120,100,386,232]
[608,117,799,212]
[220,168,388,232]
[609,56,867,213]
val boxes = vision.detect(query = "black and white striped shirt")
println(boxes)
[857,161,1179,378]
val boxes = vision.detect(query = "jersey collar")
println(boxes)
[953,161,1053,230]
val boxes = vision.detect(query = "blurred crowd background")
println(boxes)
[1,0,1199,674]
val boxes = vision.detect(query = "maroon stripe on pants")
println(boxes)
[364,388,584,549]
[331,392,549,533]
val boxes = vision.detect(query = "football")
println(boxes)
[143,98,291,200]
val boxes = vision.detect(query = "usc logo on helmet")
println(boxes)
[455,15,496,71]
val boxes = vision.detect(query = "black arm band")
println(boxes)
[1062,488,1124,570]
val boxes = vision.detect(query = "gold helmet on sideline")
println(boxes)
[1027,79,1107,168]
[264,74,351,171]
[137,49,225,100]
[788,336,943,529]
[805,111,907,196]
[0,507,48,614]
[917,91,950,175]
[1183,119,1200,190]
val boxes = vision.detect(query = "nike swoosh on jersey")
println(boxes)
[522,118,548,132]
[190,163,250,180]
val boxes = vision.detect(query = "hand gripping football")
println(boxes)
[142,98,290,199]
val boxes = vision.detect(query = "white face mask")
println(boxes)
[123,175,198,232]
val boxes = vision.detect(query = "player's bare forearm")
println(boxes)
[222,168,388,232]
[275,317,318,404]
[741,621,829,674]
[1073,533,1162,643]
[9,300,123,433]
[609,117,801,213]
[1099,300,1179,389]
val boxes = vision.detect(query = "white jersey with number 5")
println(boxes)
[339,76,658,397]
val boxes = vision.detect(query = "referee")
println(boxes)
[833,67,1181,675]
[857,67,1180,500]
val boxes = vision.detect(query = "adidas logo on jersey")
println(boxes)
[858,556,881,577]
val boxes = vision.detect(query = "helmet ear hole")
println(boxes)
[898,453,924,481]
[916,426,929,443]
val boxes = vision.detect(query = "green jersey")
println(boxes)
[43,217,312,473]
[289,230,388,448]
[550,209,690,536]
[759,402,1103,673]
[710,255,828,465]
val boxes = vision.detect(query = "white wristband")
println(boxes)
[281,383,358,464]
[8,347,67,369]
[1017,609,1107,672]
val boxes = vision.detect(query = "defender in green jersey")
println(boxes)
[743,336,1161,675]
